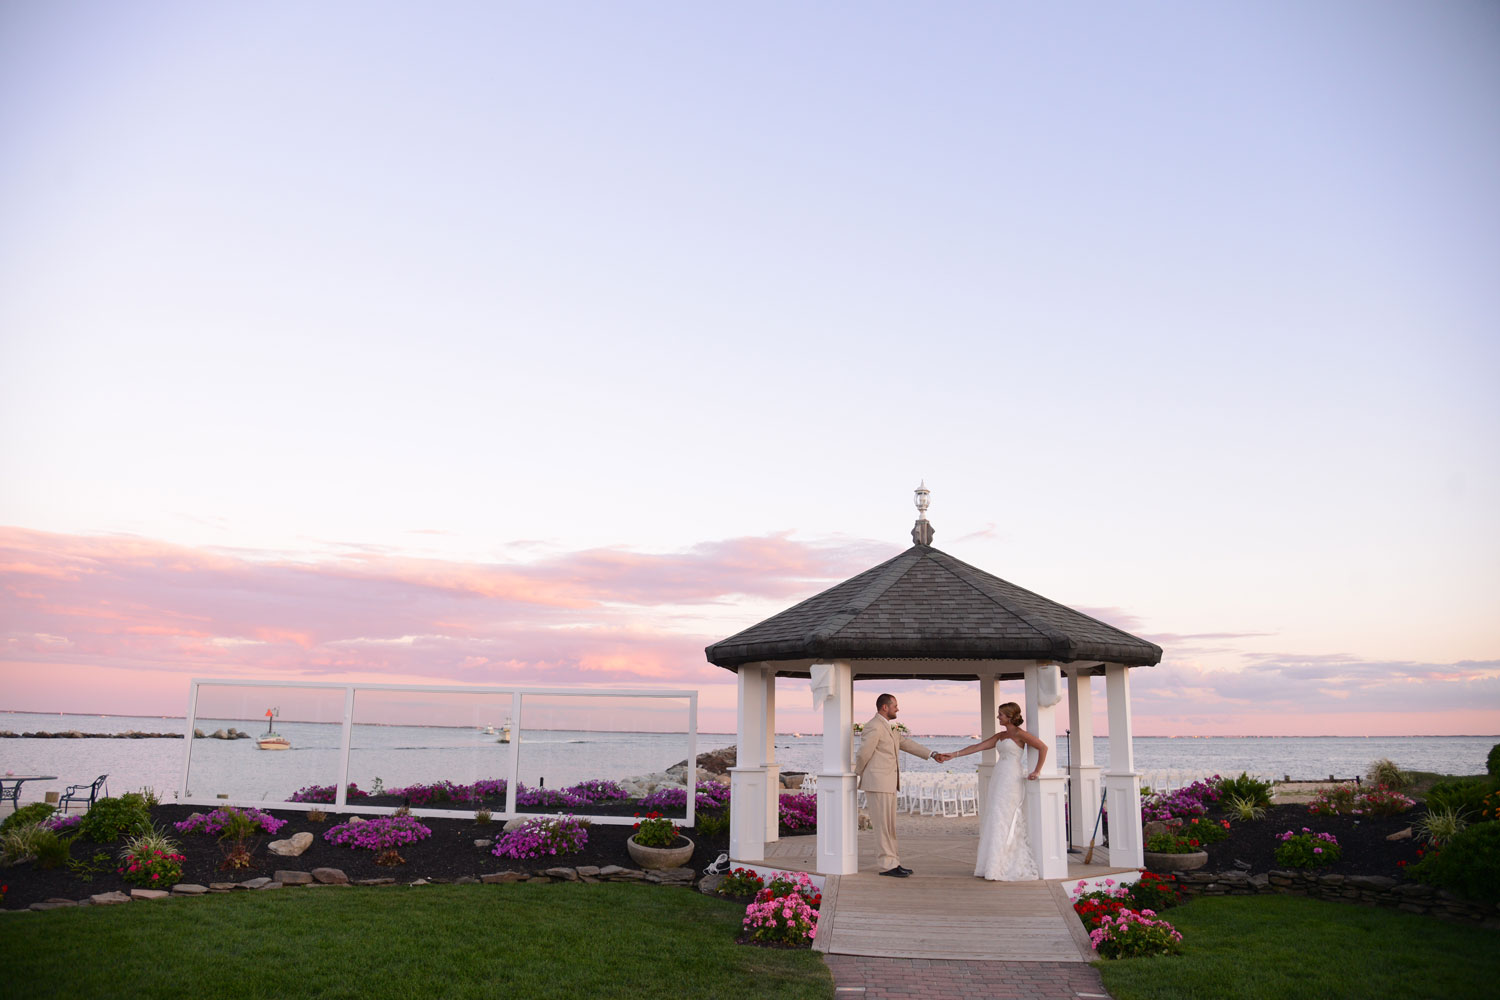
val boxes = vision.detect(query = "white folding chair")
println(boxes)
[919,777,940,816]
[958,775,978,817]
[939,776,960,818]
[895,783,911,813]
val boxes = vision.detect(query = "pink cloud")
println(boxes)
[2,527,1495,736]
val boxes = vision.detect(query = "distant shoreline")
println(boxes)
[0,711,1495,740]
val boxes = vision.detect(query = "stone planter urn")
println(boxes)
[1143,850,1208,873]
[627,834,695,870]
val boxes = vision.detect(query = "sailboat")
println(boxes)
[257,708,290,751]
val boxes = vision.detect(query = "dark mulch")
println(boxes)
[1,804,734,910]
[1196,803,1429,879]
[4,801,1436,910]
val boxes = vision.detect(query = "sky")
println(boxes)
[2,2,1497,738]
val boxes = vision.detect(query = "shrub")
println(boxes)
[1074,875,1176,941]
[1306,784,1360,816]
[77,794,152,843]
[566,779,629,802]
[1224,794,1267,822]
[1274,828,1341,869]
[1356,786,1416,816]
[325,816,433,866]
[44,814,81,834]
[492,816,590,860]
[696,809,730,838]
[716,867,765,899]
[0,823,68,868]
[1089,909,1184,959]
[778,792,817,830]
[1407,821,1500,903]
[763,871,821,907]
[288,783,370,804]
[1415,805,1468,847]
[66,849,113,883]
[742,873,820,947]
[1488,743,1500,777]
[130,826,182,858]
[474,806,492,825]
[173,807,287,838]
[1125,872,1183,912]
[1146,832,1204,854]
[1215,773,1272,808]
[631,811,681,848]
[117,837,185,887]
[742,891,819,946]
[306,809,328,823]
[1140,778,1222,823]
[1366,759,1412,789]
[1071,889,1128,932]
[1,802,56,833]
[1426,776,1499,816]
[1178,816,1231,845]
[640,781,732,813]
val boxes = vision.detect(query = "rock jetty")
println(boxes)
[0,728,253,743]
[0,729,187,739]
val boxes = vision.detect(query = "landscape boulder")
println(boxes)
[268,832,315,856]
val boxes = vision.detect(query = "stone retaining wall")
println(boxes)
[1173,868,1500,930]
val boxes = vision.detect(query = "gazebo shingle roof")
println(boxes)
[705,544,1161,671]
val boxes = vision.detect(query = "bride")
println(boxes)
[933,701,1047,880]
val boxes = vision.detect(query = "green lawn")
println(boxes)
[1,883,833,1000]
[1097,894,1498,1000]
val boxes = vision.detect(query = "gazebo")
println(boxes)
[704,489,1162,879]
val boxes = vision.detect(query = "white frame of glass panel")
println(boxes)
[179,679,698,826]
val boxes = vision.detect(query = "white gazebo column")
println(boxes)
[976,671,999,815]
[1067,667,1103,848]
[814,660,858,875]
[1023,662,1069,880]
[763,669,780,844]
[1103,663,1144,868]
[729,663,768,862]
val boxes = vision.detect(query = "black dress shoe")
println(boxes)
[896,866,913,875]
[879,867,910,878]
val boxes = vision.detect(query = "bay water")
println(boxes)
[1,711,1493,806]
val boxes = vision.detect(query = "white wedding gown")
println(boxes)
[974,739,1040,881]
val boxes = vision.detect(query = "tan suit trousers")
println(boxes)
[867,790,900,871]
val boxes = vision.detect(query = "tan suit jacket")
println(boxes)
[854,715,932,793]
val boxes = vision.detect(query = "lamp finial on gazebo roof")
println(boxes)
[911,479,934,546]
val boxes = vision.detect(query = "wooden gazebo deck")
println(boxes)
[748,829,1135,962]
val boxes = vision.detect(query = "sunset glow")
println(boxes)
[2,4,1496,738]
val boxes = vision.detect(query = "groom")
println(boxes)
[854,693,934,878]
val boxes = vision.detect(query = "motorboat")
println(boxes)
[496,721,512,744]
[257,708,290,750]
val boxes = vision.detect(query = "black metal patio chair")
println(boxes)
[57,774,109,814]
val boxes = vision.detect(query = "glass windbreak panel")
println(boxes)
[512,694,699,821]
[184,684,345,805]
[345,688,515,814]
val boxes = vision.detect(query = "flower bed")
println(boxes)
[175,807,288,837]
[492,816,590,860]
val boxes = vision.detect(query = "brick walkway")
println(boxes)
[822,955,1112,1000]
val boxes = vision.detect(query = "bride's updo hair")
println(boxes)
[998,702,1024,727]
